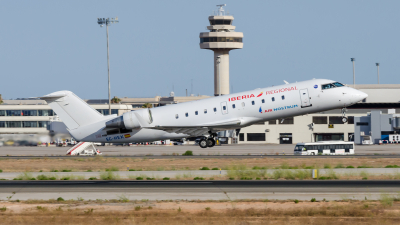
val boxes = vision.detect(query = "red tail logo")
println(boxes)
[257,92,263,97]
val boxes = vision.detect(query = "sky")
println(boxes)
[1,1,399,99]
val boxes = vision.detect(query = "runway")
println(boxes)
[1,180,399,201]
[1,144,399,158]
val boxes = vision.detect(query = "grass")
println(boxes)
[194,177,205,180]
[200,167,210,170]
[36,175,57,180]
[15,172,35,180]
[335,163,345,168]
[380,193,395,207]
[2,200,400,224]
[105,166,119,172]
[57,197,64,202]
[1,157,400,173]
[100,171,119,180]
[118,195,129,202]
[163,177,170,180]
[385,165,400,168]
[182,150,193,156]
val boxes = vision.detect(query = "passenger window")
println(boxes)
[223,106,226,110]
[204,109,207,114]
[175,114,179,119]
[262,99,265,103]
[281,95,285,100]
[213,107,217,112]
[195,111,198,115]
[185,112,188,117]
[272,97,275,102]
[232,104,235,109]
[251,101,255,105]
[241,102,245,107]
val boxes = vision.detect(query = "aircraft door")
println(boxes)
[299,89,312,108]
[221,101,228,115]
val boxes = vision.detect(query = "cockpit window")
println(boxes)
[322,82,345,90]
[332,82,344,87]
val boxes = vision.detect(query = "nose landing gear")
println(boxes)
[341,108,348,123]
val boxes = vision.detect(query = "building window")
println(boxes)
[0,111,5,116]
[38,110,54,116]
[6,110,22,116]
[213,107,217,112]
[22,110,38,116]
[313,116,327,124]
[111,109,118,115]
[23,121,37,127]
[254,121,265,125]
[195,111,198,115]
[0,121,5,127]
[232,104,235,109]
[281,95,285,100]
[356,122,368,126]
[38,121,49,128]
[247,133,266,141]
[239,133,244,141]
[185,113,188,117]
[348,116,354,124]
[261,99,265,103]
[200,37,242,43]
[272,97,275,102]
[6,121,21,127]
[268,120,276,125]
[251,101,255,105]
[329,116,346,124]
[280,117,294,124]
[175,114,179,119]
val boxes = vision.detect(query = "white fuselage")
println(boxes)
[70,79,367,143]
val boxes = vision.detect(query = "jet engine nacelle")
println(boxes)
[105,109,153,130]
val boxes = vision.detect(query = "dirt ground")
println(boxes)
[0,156,400,172]
[0,200,399,224]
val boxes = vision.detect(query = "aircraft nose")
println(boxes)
[353,90,368,102]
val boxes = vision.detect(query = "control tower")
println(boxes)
[200,4,243,96]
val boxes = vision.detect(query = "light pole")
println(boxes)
[216,56,221,96]
[376,63,380,84]
[97,17,119,115]
[351,58,355,88]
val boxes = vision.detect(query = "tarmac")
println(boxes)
[0,144,400,157]
[0,180,398,201]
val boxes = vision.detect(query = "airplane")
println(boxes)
[38,79,367,148]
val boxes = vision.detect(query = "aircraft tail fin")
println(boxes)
[39,91,104,130]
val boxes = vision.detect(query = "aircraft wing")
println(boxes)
[148,119,242,137]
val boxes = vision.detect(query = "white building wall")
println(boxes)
[240,113,366,144]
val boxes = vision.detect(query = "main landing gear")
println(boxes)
[341,108,348,123]
[199,133,217,148]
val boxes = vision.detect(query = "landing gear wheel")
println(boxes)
[199,139,208,148]
[341,108,348,123]
[207,138,216,148]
